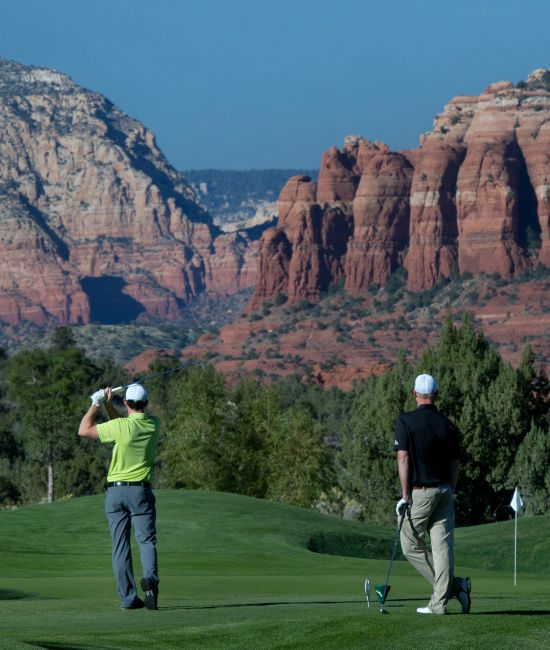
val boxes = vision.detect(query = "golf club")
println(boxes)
[376,507,407,613]
[91,360,204,398]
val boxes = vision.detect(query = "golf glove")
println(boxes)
[91,389,106,408]
[395,498,411,517]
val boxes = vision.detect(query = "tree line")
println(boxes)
[0,315,548,525]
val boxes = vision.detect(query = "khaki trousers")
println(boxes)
[400,484,455,613]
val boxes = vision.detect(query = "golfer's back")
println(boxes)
[97,412,160,482]
[395,404,460,486]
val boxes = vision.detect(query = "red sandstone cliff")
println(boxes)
[0,59,255,325]
[2,59,549,326]
[251,70,550,308]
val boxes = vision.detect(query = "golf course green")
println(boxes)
[0,490,548,649]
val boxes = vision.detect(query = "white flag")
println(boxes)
[510,487,524,513]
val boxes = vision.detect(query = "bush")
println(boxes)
[466,291,479,305]
[386,268,407,294]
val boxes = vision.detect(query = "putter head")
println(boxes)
[375,583,391,606]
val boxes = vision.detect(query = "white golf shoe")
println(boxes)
[417,605,447,615]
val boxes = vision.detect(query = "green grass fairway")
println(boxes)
[0,490,549,649]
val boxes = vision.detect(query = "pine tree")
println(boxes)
[267,406,331,507]
[158,364,234,490]
[512,419,550,514]
[339,353,412,524]
[3,344,118,503]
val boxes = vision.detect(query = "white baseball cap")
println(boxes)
[125,383,148,402]
[414,374,438,395]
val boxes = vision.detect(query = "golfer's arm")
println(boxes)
[397,450,411,500]
[101,387,121,420]
[105,400,120,420]
[78,405,99,438]
[450,459,459,492]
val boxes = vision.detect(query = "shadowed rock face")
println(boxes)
[405,141,465,291]
[251,72,550,307]
[0,58,257,325]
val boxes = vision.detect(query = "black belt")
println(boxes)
[106,481,151,488]
[413,482,446,489]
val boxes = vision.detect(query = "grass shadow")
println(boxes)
[0,588,36,600]
[26,641,111,650]
[160,598,364,611]
[307,531,391,559]
[159,596,424,611]
[472,610,550,616]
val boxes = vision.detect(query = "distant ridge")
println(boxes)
[184,168,317,232]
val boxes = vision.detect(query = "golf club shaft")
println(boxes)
[109,360,203,395]
[382,509,407,600]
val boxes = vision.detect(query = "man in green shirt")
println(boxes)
[79,383,160,610]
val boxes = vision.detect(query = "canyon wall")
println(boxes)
[0,58,255,325]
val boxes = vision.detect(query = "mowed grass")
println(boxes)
[0,490,549,649]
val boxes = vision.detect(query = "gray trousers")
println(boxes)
[400,484,455,614]
[105,485,159,607]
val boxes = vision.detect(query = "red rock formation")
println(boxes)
[455,139,527,278]
[253,227,292,302]
[2,59,549,325]
[0,59,256,325]
[316,146,360,201]
[406,142,465,290]
[0,195,89,324]
[514,70,550,267]
[250,172,354,309]
[252,71,550,306]
[345,150,413,291]
[206,231,259,294]
[450,83,527,278]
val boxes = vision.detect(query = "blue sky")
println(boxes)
[1,0,548,169]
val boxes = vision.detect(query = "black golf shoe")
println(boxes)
[141,576,158,610]
[121,597,145,610]
[454,576,471,614]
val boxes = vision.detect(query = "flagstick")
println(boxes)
[510,486,523,586]
[513,509,517,587]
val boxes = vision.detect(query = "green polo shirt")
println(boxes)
[96,412,160,482]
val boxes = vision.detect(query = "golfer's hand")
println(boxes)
[105,387,113,403]
[91,389,106,408]
[395,498,411,517]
